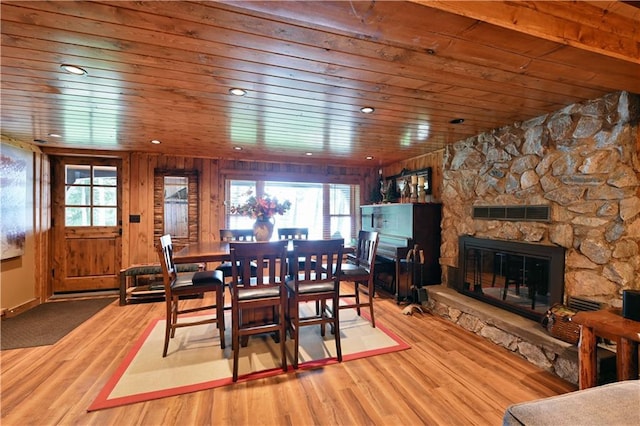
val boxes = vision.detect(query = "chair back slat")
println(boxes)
[220,229,255,241]
[291,239,344,290]
[157,234,177,291]
[229,241,288,290]
[354,230,379,271]
[277,227,309,240]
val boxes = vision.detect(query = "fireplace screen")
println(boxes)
[458,236,565,321]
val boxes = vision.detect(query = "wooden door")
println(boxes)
[51,157,122,293]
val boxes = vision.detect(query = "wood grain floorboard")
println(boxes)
[0,285,576,425]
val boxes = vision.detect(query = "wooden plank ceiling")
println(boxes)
[1,1,638,167]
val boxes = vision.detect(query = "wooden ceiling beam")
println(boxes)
[410,0,640,64]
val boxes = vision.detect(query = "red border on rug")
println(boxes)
[88,311,409,411]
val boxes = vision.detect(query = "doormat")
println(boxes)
[1,297,117,350]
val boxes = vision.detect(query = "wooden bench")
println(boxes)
[119,263,200,305]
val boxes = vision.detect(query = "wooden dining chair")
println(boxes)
[215,229,257,280]
[228,240,289,381]
[338,230,379,327]
[278,227,315,271]
[285,238,344,368]
[156,234,226,357]
[277,227,309,240]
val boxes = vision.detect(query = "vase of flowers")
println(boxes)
[228,191,292,241]
[252,217,275,242]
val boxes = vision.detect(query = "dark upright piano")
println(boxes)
[361,203,442,302]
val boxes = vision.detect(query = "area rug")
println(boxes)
[1,297,117,350]
[88,303,409,411]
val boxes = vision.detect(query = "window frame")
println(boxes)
[154,169,199,247]
[223,174,360,242]
[63,163,118,227]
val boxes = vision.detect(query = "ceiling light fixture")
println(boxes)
[305,152,313,156]
[60,64,87,75]
[360,107,375,114]
[450,118,465,124]
[48,133,61,138]
[234,146,243,151]
[229,88,247,96]
[150,139,161,144]
[366,156,374,160]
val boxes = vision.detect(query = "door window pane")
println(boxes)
[93,207,117,226]
[66,165,91,184]
[92,187,117,206]
[66,207,91,226]
[66,186,90,206]
[93,166,117,186]
[64,164,118,226]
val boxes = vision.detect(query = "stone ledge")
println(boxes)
[427,285,575,355]
[426,285,617,385]
[425,285,583,383]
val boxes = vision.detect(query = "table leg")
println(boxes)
[617,338,639,381]
[578,325,597,389]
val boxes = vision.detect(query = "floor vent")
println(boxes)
[567,296,601,312]
[473,205,550,222]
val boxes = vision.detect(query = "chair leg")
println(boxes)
[163,299,173,357]
[279,303,287,373]
[367,279,376,328]
[217,288,226,350]
[320,300,326,337]
[354,282,361,316]
[292,302,300,369]
[333,294,342,362]
[170,297,178,338]
[232,305,240,382]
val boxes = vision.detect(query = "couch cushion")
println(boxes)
[503,380,640,426]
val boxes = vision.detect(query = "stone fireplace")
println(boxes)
[457,235,565,321]
[427,91,639,383]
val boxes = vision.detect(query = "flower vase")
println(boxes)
[253,217,274,241]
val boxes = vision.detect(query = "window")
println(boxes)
[163,176,189,237]
[226,179,359,242]
[154,169,199,246]
[64,164,117,226]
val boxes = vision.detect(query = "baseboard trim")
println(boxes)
[1,298,40,319]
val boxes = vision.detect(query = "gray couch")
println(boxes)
[502,380,640,426]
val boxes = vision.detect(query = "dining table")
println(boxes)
[173,240,354,265]
[173,241,233,264]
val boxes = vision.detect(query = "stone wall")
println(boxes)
[440,91,640,308]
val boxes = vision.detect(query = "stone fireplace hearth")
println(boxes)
[429,91,639,383]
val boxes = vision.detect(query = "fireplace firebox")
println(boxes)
[457,236,565,321]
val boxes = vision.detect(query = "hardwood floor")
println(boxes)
[1,286,576,425]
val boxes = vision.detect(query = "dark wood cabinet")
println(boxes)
[361,203,442,301]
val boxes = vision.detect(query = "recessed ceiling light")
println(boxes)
[450,118,465,124]
[229,88,247,96]
[305,152,313,156]
[234,146,243,151]
[60,64,87,75]
[360,107,375,114]
[48,133,61,138]
[366,156,374,160]
[150,139,161,144]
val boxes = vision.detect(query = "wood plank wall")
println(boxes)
[22,148,444,301]
[125,153,381,267]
